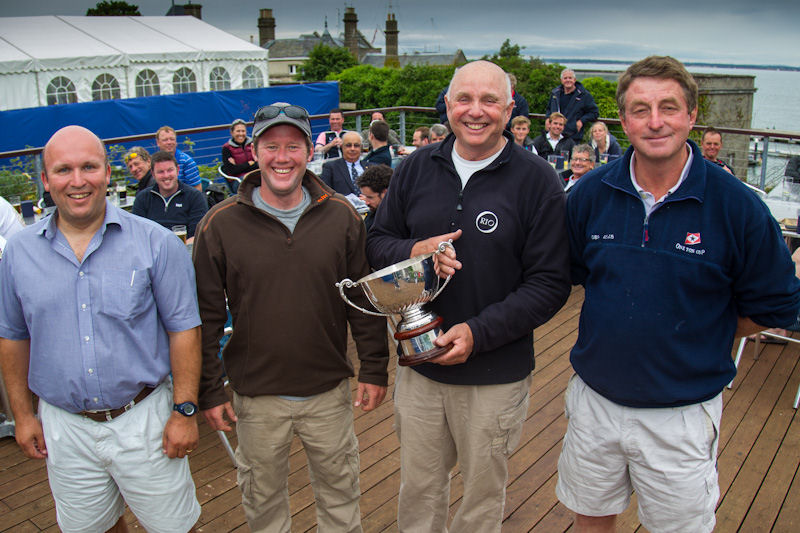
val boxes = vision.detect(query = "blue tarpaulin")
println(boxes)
[0,83,340,162]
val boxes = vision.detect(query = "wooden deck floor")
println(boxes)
[3,286,800,532]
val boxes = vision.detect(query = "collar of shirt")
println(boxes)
[547,134,563,149]
[630,143,694,217]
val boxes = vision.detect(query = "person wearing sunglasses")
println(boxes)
[124,146,155,195]
[193,102,389,532]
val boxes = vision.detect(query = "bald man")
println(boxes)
[0,126,202,533]
[367,61,570,532]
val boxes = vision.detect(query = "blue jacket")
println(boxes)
[367,132,571,385]
[567,141,800,408]
[545,81,599,142]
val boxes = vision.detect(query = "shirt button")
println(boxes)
[81,304,87,310]
[79,271,85,277]
[84,336,90,342]
[88,368,93,374]
[93,397,99,403]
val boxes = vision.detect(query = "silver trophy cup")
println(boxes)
[336,241,454,366]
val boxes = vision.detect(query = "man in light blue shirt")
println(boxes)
[0,125,202,533]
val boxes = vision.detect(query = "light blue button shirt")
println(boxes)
[0,201,201,412]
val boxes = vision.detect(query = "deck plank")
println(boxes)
[4,287,800,532]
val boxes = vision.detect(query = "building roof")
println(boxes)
[264,26,379,60]
[361,50,467,68]
[0,15,267,74]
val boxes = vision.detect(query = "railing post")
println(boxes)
[355,115,362,135]
[399,111,406,145]
[760,135,770,190]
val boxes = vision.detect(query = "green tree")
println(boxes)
[580,77,618,120]
[297,45,358,82]
[482,40,563,124]
[86,1,140,15]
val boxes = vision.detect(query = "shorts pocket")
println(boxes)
[492,391,530,456]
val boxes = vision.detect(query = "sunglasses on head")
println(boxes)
[255,105,309,122]
[124,153,139,162]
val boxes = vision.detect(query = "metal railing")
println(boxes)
[2,107,798,197]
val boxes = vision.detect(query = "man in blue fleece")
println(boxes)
[557,55,800,533]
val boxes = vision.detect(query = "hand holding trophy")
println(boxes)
[337,241,455,366]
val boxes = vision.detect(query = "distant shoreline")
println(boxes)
[542,58,800,73]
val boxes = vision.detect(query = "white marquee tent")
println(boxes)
[0,15,269,111]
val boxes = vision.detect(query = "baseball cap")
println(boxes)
[252,102,311,141]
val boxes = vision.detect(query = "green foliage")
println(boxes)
[197,160,221,181]
[298,45,358,82]
[482,39,563,127]
[580,77,619,122]
[0,151,40,200]
[86,1,140,15]
[330,64,455,132]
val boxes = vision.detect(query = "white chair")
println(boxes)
[730,329,800,408]
[216,325,237,466]
[218,166,242,194]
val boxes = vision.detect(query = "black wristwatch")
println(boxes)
[173,401,198,417]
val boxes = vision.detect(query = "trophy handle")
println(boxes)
[336,279,389,317]
[430,240,455,300]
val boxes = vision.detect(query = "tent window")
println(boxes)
[242,65,264,89]
[135,69,160,97]
[92,74,121,101]
[46,76,77,105]
[173,67,197,94]
[209,67,231,91]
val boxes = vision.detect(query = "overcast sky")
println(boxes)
[2,0,798,66]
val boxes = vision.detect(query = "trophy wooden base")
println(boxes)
[395,316,453,366]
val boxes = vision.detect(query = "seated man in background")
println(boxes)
[133,151,208,244]
[361,111,401,150]
[560,144,596,192]
[429,123,449,143]
[356,164,392,231]
[315,108,347,159]
[364,121,393,166]
[412,126,430,148]
[533,111,575,160]
[320,131,373,197]
[221,119,257,188]
[701,127,734,175]
[510,116,538,153]
[155,126,202,191]
[124,146,155,195]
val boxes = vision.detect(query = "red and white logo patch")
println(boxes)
[685,232,701,245]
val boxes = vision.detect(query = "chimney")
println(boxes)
[384,12,399,67]
[258,8,276,46]
[182,2,202,19]
[343,7,359,60]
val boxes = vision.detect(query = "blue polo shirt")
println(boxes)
[0,201,201,412]
[175,148,201,187]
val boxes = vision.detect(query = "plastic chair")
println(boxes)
[730,326,800,408]
[218,166,241,194]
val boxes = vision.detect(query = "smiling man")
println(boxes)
[124,146,155,194]
[561,144,596,192]
[366,61,571,532]
[132,151,208,244]
[700,127,734,175]
[320,131,373,196]
[559,56,800,533]
[545,68,599,142]
[0,126,202,533]
[192,102,389,532]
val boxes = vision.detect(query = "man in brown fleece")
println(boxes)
[192,102,389,533]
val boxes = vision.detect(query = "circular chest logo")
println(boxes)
[475,211,498,233]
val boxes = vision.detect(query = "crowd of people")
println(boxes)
[2,55,800,533]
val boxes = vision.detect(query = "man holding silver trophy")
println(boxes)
[366,61,572,532]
